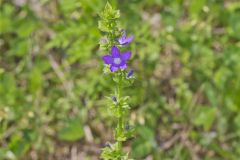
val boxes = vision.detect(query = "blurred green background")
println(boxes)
[0,0,240,159]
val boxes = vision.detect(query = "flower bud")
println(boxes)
[127,69,134,78]
[112,96,117,102]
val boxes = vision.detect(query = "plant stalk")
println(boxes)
[117,73,123,151]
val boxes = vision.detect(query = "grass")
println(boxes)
[0,0,240,159]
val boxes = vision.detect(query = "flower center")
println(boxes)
[113,58,122,65]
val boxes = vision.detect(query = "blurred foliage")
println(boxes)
[0,0,240,160]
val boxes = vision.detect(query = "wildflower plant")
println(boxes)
[98,2,135,160]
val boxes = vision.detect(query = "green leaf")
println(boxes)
[105,2,113,11]
[10,39,28,56]
[193,106,216,131]
[98,20,110,32]
[29,67,43,93]
[190,0,206,15]
[8,133,32,157]
[16,20,38,38]
[99,2,120,20]
[131,138,153,158]
[0,16,11,33]
[58,118,84,141]
[131,126,155,158]
[213,67,231,90]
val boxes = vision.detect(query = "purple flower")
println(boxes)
[102,46,132,72]
[127,69,134,78]
[117,30,134,46]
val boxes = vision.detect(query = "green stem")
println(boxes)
[117,73,123,151]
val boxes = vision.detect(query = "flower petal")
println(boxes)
[118,31,126,44]
[102,55,113,64]
[125,35,134,44]
[117,38,124,45]
[121,51,132,61]
[122,30,126,39]
[120,63,127,70]
[110,65,119,72]
[111,46,121,57]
